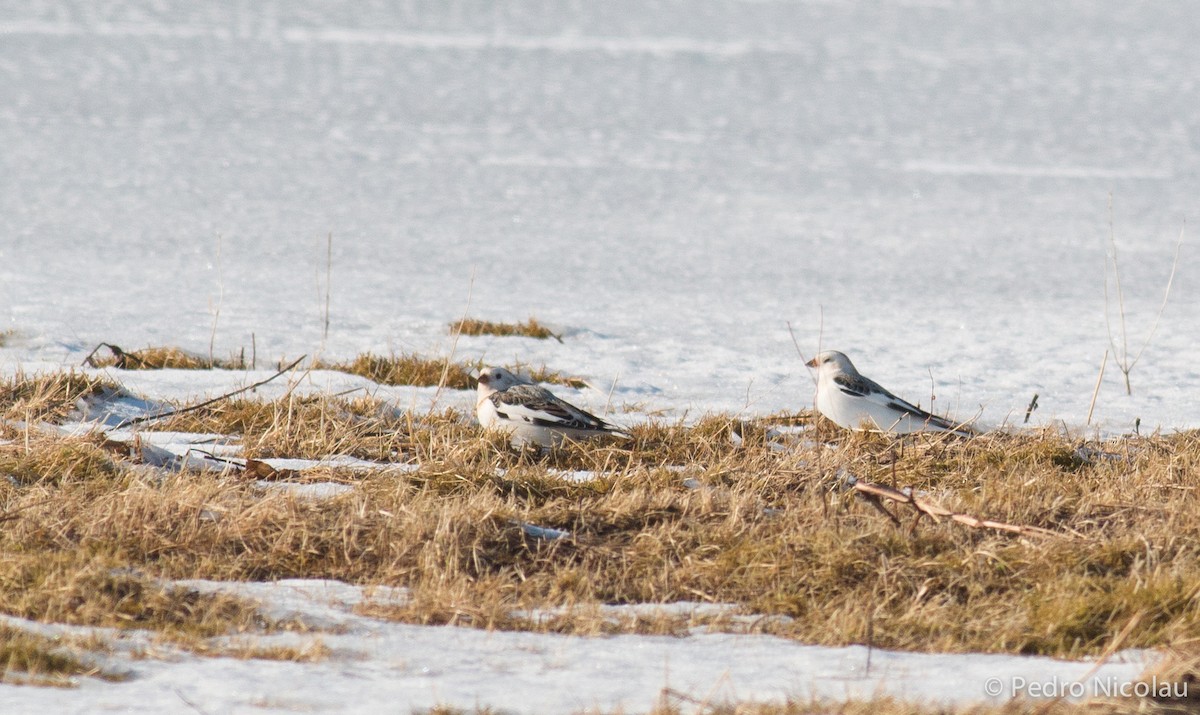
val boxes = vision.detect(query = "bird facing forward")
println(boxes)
[475,366,630,447]
[805,350,973,436]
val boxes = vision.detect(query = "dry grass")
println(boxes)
[0,625,118,687]
[641,696,1185,715]
[0,436,122,486]
[422,694,1193,715]
[318,352,573,388]
[0,548,280,644]
[84,344,246,370]
[451,317,562,341]
[0,371,118,425]
[3,369,1200,705]
[217,639,332,662]
[319,352,477,389]
[73,342,577,389]
[152,394,417,461]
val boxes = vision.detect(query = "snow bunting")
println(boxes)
[475,366,630,447]
[805,351,973,436]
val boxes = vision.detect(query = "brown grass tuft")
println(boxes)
[153,394,416,461]
[0,371,118,425]
[0,625,115,687]
[0,551,275,642]
[0,436,123,486]
[451,317,562,341]
[318,353,574,389]
[322,353,478,389]
[217,639,332,662]
[85,344,245,370]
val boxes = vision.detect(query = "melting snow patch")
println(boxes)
[0,578,1161,714]
[174,579,410,630]
[251,455,397,472]
[101,431,241,471]
[547,468,601,483]
[255,480,355,499]
[512,520,571,540]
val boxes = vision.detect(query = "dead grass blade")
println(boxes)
[113,356,306,430]
[847,475,1065,538]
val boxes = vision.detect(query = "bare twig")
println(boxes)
[603,371,620,418]
[209,234,224,365]
[1086,350,1108,425]
[848,477,1064,538]
[82,343,177,370]
[1031,610,1143,715]
[322,232,333,349]
[865,608,874,676]
[786,321,814,385]
[1103,195,1129,390]
[82,343,146,369]
[431,267,475,411]
[1126,223,1184,376]
[0,497,56,525]
[81,343,108,367]
[1103,199,1185,395]
[859,492,901,526]
[1023,393,1039,424]
[175,688,212,715]
[112,355,306,430]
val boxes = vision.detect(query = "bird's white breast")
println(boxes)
[476,395,501,429]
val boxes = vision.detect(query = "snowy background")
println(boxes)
[2,1,1198,431]
[0,1,1197,710]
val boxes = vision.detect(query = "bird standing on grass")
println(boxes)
[805,350,974,436]
[475,366,630,447]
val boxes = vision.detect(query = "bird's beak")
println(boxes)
[477,374,490,385]
[804,357,817,368]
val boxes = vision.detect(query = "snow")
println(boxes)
[1,0,1198,710]
[0,580,1159,714]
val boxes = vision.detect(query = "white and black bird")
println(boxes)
[805,350,973,436]
[475,366,630,447]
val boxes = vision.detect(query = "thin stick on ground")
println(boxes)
[1031,610,1144,715]
[0,498,56,525]
[81,343,145,369]
[112,355,306,430]
[209,234,224,366]
[1086,350,1108,426]
[603,372,620,418]
[786,321,815,386]
[431,268,475,411]
[1103,198,1185,395]
[321,233,333,352]
[847,475,1065,538]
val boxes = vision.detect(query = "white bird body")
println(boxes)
[475,366,630,447]
[806,351,973,436]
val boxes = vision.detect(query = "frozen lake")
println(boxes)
[3,1,1199,431]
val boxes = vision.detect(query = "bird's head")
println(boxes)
[805,350,856,374]
[476,366,523,391]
